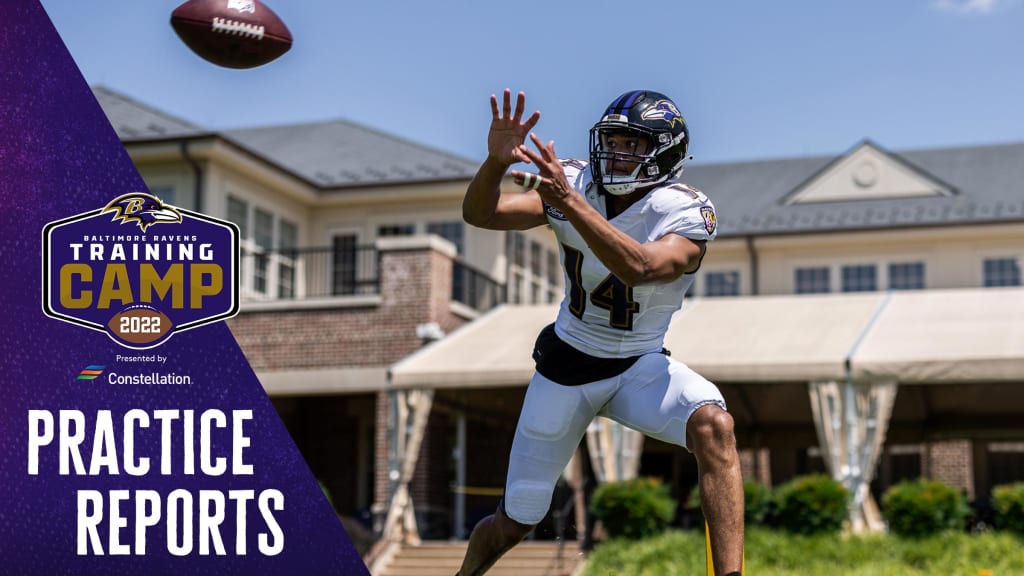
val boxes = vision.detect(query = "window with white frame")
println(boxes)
[705,271,740,297]
[984,257,1022,287]
[841,264,877,292]
[547,250,561,303]
[377,223,415,238]
[227,196,249,293]
[149,186,177,206]
[795,267,830,294]
[278,219,297,299]
[426,221,464,255]
[332,234,359,296]
[510,271,523,304]
[253,208,273,294]
[512,232,525,268]
[547,251,559,285]
[888,262,925,290]
[227,195,302,299]
[227,196,248,235]
[529,241,542,277]
[507,231,559,305]
[548,287,559,303]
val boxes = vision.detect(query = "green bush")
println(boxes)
[991,482,1024,533]
[590,477,676,539]
[881,479,969,537]
[684,480,771,526]
[770,474,849,534]
[744,481,772,525]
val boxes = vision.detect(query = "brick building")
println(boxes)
[96,86,1024,546]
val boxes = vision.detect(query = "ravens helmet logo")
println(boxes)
[641,100,686,129]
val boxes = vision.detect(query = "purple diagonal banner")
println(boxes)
[0,1,369,573]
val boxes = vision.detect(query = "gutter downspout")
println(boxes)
[744,236,759,295]
[180,139,203,213]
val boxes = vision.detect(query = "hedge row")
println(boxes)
[591,476,1024,538]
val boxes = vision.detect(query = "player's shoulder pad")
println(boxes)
[663,182,709,202]
[647,182,718,237]
[560,158,588,179]
[648,181,711,212]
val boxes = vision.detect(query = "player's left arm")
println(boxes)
[560,207,706,286]
[512,134,707,286]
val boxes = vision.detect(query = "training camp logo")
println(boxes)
[42,192,239,349]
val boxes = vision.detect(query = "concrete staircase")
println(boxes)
[372,540,585,576]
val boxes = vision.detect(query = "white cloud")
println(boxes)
[931,0,999,13]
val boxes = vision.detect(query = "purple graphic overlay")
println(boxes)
[0,1,368,573]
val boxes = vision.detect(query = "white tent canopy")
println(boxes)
[391,287,1024,388]
[386,287,1024,535]
[851,287,1024,383]
[390,304,557,389]
[662,292,886,383]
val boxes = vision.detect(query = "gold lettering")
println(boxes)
[59,264,92,308]
[97,264,134,309]
[139,264,183,308]
[190,264,222,308]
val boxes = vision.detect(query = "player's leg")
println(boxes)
[457,372,611,576]
[601,353,744,576]
[688,403,744,576]
[457,504,533,576]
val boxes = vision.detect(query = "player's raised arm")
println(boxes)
[463,90,548,231]
[513,134,706,286]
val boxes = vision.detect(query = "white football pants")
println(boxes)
[502,351,726,526]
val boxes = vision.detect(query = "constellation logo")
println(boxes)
[76,365,105,381]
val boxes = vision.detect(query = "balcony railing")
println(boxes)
[240,244,380,301]
[239,245,505,313]
[452,258,506,312]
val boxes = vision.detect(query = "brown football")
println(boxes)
[170,0,292,69]
[107,305,174,346]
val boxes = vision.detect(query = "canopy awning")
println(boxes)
[851,287,1024,383]
[663,292,886,382]
[390,288,1024,389]
[257,366,388,395]
[390,305,558,389]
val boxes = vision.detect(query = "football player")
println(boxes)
[458,89,744,576]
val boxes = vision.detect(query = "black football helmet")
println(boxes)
[589,90,690,195]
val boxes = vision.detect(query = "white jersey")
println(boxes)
[546,160,718,359]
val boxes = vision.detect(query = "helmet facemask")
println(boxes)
[590,125,685,196]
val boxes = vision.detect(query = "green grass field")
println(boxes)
[580,527,1024,576]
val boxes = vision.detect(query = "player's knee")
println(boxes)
[503,480,552,526]
[688,404,736,455]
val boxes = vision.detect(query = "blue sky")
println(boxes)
[40,0,1024,165]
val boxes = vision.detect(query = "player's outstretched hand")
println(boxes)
[488,89,540,166]
[511,134,573,206]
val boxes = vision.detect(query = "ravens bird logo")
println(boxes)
[102,193,182,232]
[641,100,686,129]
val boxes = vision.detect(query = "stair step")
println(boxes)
[397,549,569,559]
[374,541,582,576]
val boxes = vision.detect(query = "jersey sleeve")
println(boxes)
[646,183,718,242]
